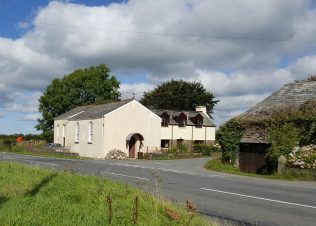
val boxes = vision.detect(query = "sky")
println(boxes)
[1,0,316,134]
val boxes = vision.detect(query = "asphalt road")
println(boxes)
[1,152,315,226]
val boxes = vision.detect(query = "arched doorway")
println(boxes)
[127,133,144,158]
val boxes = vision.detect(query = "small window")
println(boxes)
[196,119,203,128]
[75,122,80,143]
[88,121,93,143]
[161,140,170,148]
[161,117,169,127]
[177,139,184,146]
[179,119,187,127]
[194,140,204,145]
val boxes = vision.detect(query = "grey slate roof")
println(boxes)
[55,99,215,127]
[240,81,316,143]
[55,99,133,121]
[245,81,316,116]
[151,109,216,127]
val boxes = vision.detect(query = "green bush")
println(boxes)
[1,139,16,150]
[11,145,25,152]
[193,144,211,155]
[267,123,300,163]
[177,143,189,153]
[216,119,244,164]
[300,120,316,145]
[193,144,220,156]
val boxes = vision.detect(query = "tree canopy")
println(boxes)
[140,80,219,116]
[36,64,120,141]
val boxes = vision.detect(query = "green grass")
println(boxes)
[0,162,214,226]
[0,150,87,160]
[204,158,316,181]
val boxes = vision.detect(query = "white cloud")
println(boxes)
[0,112,4,118]
[288,55,316,79]
[4,92,41,113]
[120,83,155,100]
[1,0,316,128]
[21,114,42,122]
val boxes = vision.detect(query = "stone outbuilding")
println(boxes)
[238,80,316,173]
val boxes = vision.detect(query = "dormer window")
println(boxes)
[196,118,203,128]
[160,112,170,127]
[194,113,203,128]
[177,112,187,127]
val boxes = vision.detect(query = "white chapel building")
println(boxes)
[54,99,215,158]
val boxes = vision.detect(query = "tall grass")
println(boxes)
[0,162,214,225]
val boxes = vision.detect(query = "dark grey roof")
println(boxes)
[240,81,316,143]
[54,105,92,120]
[245,81,316,116]
[55,99,133,121]
[151,109,216,127]
[55,99,215,126]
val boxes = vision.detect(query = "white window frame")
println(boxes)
[62,124,66,138]
[88,121,93,143]
[75,122,80,143]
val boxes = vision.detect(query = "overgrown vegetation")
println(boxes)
[216,99,316,168]
[216,119,244,164]
[0,162,213,225]
[204,158,316,181]
[267,123,300,163]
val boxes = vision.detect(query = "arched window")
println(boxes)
[75,122,80,142]
[57,124,60,137]
[88,121,93,143]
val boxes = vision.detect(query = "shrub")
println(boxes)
[216,119,244,164]
[300,120,316,145]
[193,144,221,156]
[193,144,211,156]
[267,123,300,163]
[288,145,316,169]
[177,143,189,153]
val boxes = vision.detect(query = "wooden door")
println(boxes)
[129,136,136,158]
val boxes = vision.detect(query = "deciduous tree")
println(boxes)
[36,64,120,141]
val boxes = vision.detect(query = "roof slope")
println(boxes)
[240,81,316,143]
[245,81,316,116]
[55,99,215,126]
[55,99,133,120]
[151,109,216,127]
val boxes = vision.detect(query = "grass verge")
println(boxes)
[0,162,214,226]
[204,158,316,181]
[0,150,87,160]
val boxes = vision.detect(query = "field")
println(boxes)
[0,162,213,226]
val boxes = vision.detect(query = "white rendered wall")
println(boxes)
[66,118,103,158]
[103,101,161,157]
